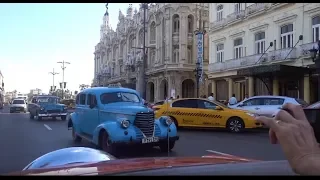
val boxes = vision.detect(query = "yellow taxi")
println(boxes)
[153,98,263,133]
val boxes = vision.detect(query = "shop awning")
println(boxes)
[237,64,310,76]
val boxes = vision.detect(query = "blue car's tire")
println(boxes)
[72,128,82,143]
[159,140,175,152]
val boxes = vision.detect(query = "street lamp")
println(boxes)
[193,62,201,98]
[309,40,320,100]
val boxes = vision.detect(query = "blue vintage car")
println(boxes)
[28,95,68,120]
[67,85,179,154]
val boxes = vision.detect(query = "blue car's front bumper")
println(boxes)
[110,136,179,146]
[38,112,68,117]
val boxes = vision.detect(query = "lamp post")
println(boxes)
[193,62,201,98]
[309,40,320,100]
[57,60,70,99]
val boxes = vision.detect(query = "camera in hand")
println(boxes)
[303,108,320,143]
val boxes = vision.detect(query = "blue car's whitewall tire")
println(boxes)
[72,128,82,143]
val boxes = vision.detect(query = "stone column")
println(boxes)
[272,77,279,96]
[227,78,234,98]
[303,75,310,104]
[248,76,254,97]
[211,80,217,98]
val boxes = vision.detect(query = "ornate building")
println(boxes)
[93,3,209,102]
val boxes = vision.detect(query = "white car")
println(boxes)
[10,98,28,113]
[228,95,308,117]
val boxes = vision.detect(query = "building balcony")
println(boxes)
[299,42,319,58]
[245,3,270,17]
[209,19,226,31]
[226,10,245,24]
[208,46,301,73]
[268,47,298,62]
[208,53,266,73]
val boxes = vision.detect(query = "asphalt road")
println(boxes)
[0,105,285,174]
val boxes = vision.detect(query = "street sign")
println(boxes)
[197,33,204,83]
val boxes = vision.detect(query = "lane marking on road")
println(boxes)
[44,124,52,130]
[205,150,233,157]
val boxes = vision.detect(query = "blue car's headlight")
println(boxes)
[121,120,130,128]
[161,116,172,126]
[40,107,45,111]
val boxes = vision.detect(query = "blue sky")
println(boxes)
[0,3,139,94]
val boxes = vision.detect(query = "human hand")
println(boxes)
[256,103,320,175]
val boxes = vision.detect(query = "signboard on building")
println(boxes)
[197,33,204,82]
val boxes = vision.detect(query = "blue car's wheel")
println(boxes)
[159,141,175,152]
[72,128,82,143]
[100,131,116,155]
[35,112,42,121]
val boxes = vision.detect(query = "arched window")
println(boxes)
[173,47,179,63]
[113,47,117,59]
[312,16,320,42]
[217,4,223,21]
[120,42,125,58]
[188,15,193,33]
[255,32,265,54]
[216,43,224,62]
[139,30,144,47]
[233,38,243,59]
[129,35,135,50]
[173,15,180,33]
[150,22,156,44]
[187,47,192,63]
[280,24,293,49]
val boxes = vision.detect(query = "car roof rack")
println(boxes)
[108,83,122,88]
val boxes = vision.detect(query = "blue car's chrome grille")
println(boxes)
[134,127,144,140]
[134,112,154,137]
[47,110,61,114]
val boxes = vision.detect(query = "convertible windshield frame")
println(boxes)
[100,92,141,104]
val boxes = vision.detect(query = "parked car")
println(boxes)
[154,98,262,133]
[10,98,27,113]
[229,96,308,117]
[67,85,179,154]
[28,95,68,120]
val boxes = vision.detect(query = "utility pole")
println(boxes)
[133,3,155,99]
[194,3,208,98]
[49,68,59,94]
[57,60,70,99]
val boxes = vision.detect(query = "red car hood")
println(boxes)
[10,154,257,176]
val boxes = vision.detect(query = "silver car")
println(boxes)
[228,95,308,117]
[10,98,27,113]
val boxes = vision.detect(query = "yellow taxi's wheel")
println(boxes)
[227,117,244,133]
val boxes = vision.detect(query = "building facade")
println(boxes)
[29,88,43,96]
[93,3,210,102]
[208,3,320,103]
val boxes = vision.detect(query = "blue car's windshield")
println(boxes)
[100,92,140,104]
[37,97,59,104]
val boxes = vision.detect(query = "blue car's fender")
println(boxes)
[68,113,80,132]
[92,121,139,145]
[155,116,178,139]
